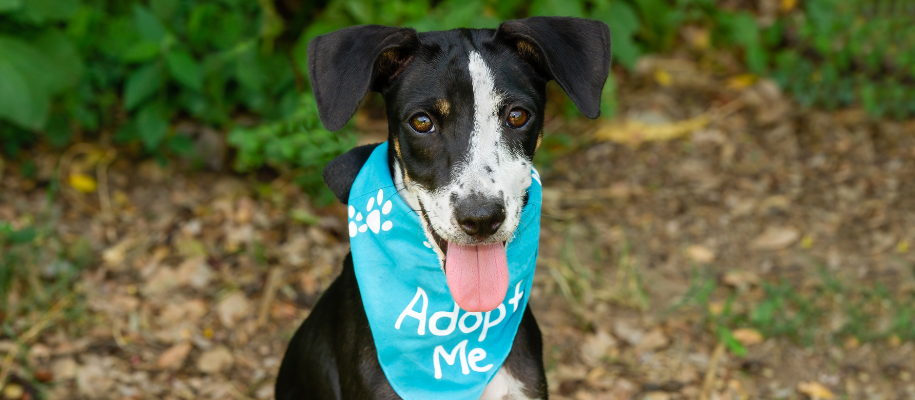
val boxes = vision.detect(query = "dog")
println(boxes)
[276,17,611,399]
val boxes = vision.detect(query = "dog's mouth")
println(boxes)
[420,205,509,313]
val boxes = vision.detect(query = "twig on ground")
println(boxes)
[699,341,726,400]
[230,382,255,400]
[96,148,118,220]
[707,97,746,122]
[257,267,284,328]
[112,317,128,349]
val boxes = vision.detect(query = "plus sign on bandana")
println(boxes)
[347,142,542,399]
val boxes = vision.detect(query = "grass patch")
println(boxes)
[671,266,915,350]
[1,183,91,392]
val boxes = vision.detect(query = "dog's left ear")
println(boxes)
[495,17,611,119]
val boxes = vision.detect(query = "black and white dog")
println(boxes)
[276,17,611,399]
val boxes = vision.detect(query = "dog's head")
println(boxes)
[313,18,610,311]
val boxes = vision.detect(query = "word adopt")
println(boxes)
[394,281,525,379]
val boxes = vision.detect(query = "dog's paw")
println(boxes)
[349,189,393,237]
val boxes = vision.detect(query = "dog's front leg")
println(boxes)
[480,307,548,399]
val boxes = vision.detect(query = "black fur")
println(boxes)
[495,17,612,119]
[308,25,419,131]
[275,254,548,400]
[322,143,381,204]
[279,17,611,399]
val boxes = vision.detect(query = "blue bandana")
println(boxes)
[347,142,542,399]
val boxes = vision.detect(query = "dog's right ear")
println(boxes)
[322,143,381,204]
[308,26,419,131]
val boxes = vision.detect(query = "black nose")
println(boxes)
[455,198,506,240]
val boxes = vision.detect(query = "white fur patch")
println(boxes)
[394,158,447,265]
[480,366,539,400]
[395,50,533,257]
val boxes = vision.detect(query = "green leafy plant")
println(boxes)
[766,0,915,118]
[1,0,910,194]
[228,94,357,203]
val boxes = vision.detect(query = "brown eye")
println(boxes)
[410,113,434,133]
[506,109,528,128]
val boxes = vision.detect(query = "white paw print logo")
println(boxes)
[349,189,393,237]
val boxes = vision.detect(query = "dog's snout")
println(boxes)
[455,198,505,241]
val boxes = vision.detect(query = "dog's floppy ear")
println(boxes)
[495,17,611,119]
[322,143,382,204]
[308,26,419,131]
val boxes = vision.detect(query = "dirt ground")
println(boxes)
[2,55,915,400]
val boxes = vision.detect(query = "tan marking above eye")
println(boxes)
[410,113,434,133]
[506,109,528,128]
[435,99,450,116]
[516,40,539,60]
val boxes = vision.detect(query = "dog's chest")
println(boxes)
[480,367,538,400]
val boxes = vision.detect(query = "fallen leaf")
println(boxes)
[655,69,673,87]
[612,320,644,346]
[581,331,618,366]
[156,343,191,370]
[34,369,53,382]
[606,378,637,400]
[643,391,671,400]
[682,26,710,50]
[176,238,208,258]
[52,357,78,381]
[758,195,790,213]
[68,173,97,193]
[3,383,24,400]
[75,359,114,396]
[255,383,274,399]
[732,328,764,346]
[158,299,207,325]
[797,381,834,399]
[635,327,669,353]
[685,245,715,263]
[154,299,207,343]
[708,301,725,316]
[102,238,137,266]
[722,270,760,288]
[727,74,757,90]
[217,292,250,328]
[594,115,710,145]
[843,337,860,349]
[176,257,214,289]
[142,267,179,296]
[235,197,255,224]
[197,346,235,374]
[727,379,748,399]
[801,235,814,249]
[750,226,800,250]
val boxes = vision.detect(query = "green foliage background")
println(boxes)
[0,0,912,182]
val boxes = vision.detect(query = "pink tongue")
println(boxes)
[445,242,509,312]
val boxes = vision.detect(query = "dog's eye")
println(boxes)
[506,109,528,128]
[409,114,434,133]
